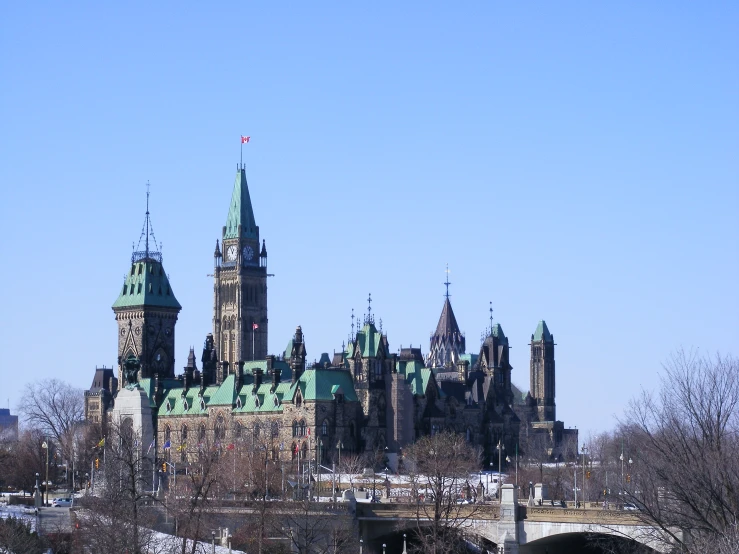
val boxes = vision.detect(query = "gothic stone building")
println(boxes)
[85,162,577,470]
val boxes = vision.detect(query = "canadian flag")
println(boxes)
[307,428,310,436]
[241,135,250,144]
[253,323,259,330]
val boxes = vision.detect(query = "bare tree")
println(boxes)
[18,379,84,485]
[403,431,482,554]
[268,499,357,554]
[0,516,47,554]
[75,419,159,554]
[619,350,739,553]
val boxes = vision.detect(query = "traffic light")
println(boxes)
[626,474,631,483]
[162,462,167,472]
[586,471,591,480]
[94,458,99,470]
[603,489,607,497]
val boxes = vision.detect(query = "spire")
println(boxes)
[224,168,258,240]
[435,298,461,337]
[444,264,451,299]
[132,182,162,264]
[532,320,553,342]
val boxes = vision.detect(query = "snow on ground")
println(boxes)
[0,502,37,532]
[146,529,246,554]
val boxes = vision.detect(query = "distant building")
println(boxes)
[0,408,19,440]
[84,159,577,471]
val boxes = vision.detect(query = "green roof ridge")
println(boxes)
[224,168,258,240]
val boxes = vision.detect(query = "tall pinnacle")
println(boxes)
[224,168,258,240]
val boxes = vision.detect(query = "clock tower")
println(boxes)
[213,165,268,369]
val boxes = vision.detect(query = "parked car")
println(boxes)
[623,502,638,511]
[52,498,73,507]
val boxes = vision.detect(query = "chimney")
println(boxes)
[219,361,229,385]
[235,361,245,391]
[254,368,264,388]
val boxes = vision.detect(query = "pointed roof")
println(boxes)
[113,259,181,310]
[434,298,462,337]
[532,320,553,342]
[224,168,258,240]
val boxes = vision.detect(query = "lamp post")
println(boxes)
[41,440,49,506]
[488,461,493,493]
[382,543,386,554]
[359,538,363,554]
[317,439,323,502]
[211,530,216,554]
[496,439,505,499]
[581,445,588,504]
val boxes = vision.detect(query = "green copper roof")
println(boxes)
[113,259,181,310]
[224,168,258,240]
[352,322,384,358]
[491,323,508,344]
[297,368,358,402]
[397,360,435,397]
[532,320,553,342]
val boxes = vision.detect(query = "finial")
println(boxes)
[489,302,494,334]
[444,264,451,299]
[351,308,355,339]
[379,318,383,333]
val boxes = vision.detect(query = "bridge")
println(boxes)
[356,484,673,553]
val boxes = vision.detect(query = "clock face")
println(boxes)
[226,245,237,261]
[243,245,254,261]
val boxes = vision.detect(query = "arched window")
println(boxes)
[374,359,382,379]
[234,422,243,440]
[254,423,260,439]
[295,392,302,408]
[215,415,225,441]
[299,420,306,437]
[322,419,329,436]
[200,398,206,411]
[301,442,308,459]
[291,442,298,460]
[271,421,279,438]
[292,420,298,437]
[466,428,472,443]
[165,425,171,442]
[181,425,188,443]
[199,424,206,443]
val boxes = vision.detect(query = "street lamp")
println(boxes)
[581,445,588,504]
[496,439,505,497]
[211,530,216,554]
[359,538,363,554]
[41,441,50,506]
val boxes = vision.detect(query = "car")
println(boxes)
[623,502,638,511]
[52,498,73,507]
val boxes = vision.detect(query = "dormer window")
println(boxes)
[200,398,206,411]
[165,400,172,413]
[273,396,279,407]
[236,397,242,409]
[183,399,189,411]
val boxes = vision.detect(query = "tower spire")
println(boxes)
[444,264,451,299]
[132,182,161,263]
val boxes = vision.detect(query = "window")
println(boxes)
[295,393,302,408]
[292,421,298,437]
[299,420,306,437]
[183,399,189,411]
[200,398,206,411]
[291,442,298,460]
[236,397,242,409]
[181,426,188,442]
[254,423,260,439]
[322,419,329,436]
[374,360,382,379]
[271,421,279,438]
[165,400,172,413]
[234,422,243,440]
[215,415,225,441]
[137,283,142,294]
[199,424,206,442]
[165,426,171,442]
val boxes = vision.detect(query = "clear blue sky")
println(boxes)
[1,2,737,437]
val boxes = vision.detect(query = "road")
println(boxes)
[38,506,72,533]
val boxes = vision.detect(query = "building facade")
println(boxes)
[85,161,577,471]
